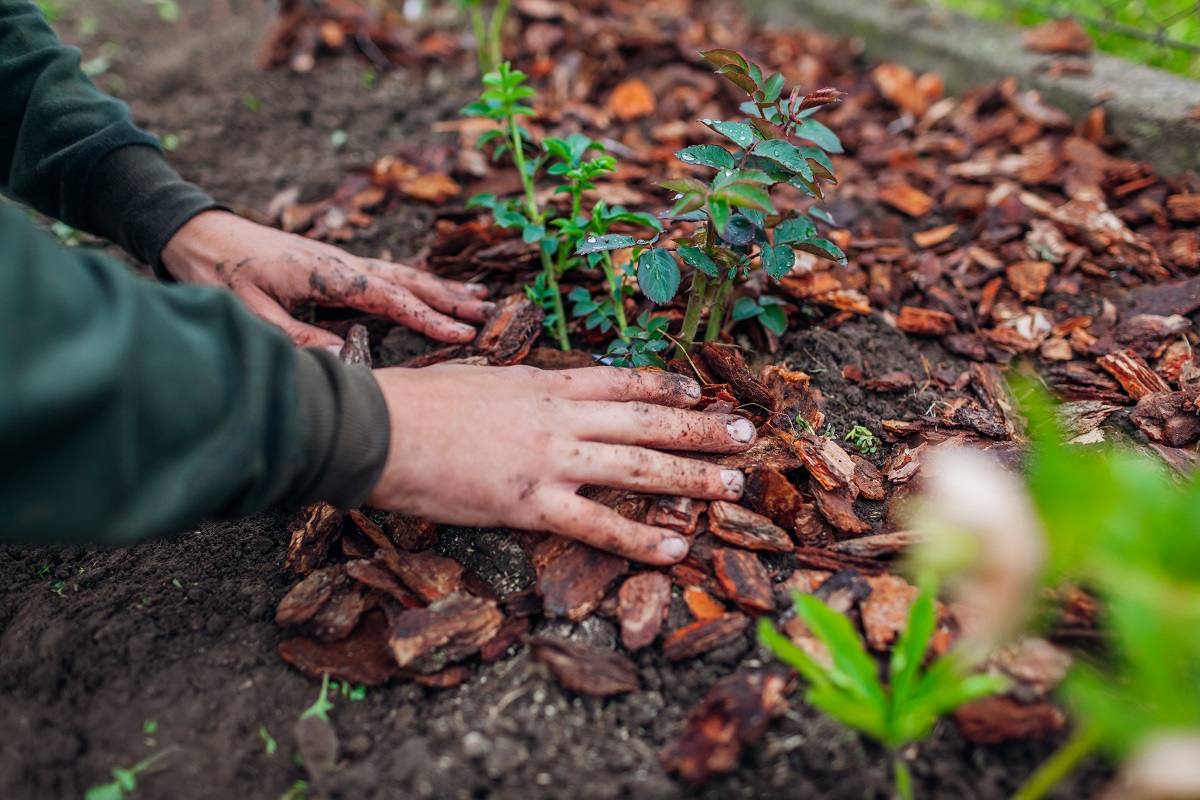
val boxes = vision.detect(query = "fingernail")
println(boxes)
[660,536,689,560]
[727,418,755,443]
[722,469,745,496]
[468,284,488,294]
[481,301,498,313]
[680,378,702,400]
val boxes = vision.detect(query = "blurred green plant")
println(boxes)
[458,0,511,74]
[84,749,174,800]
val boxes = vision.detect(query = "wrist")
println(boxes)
[159,209,241,284]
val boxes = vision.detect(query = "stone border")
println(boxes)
[742,0,1200,177]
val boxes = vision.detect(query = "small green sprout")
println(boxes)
[171,578,182,590]
[160,133,180,152]
[761,581,1007,800]
[84,749,174,800]
[242,93,263,113]
[844,424,879,454]
[142,720,157,735]
[794,414,813,433]
[37,565,51,579]
[301,673,335,723]
[50,581,66,597]
[259,726,277,756]
[280,780,308,800]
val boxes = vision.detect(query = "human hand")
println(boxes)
[365,364,757,565]
[160,210,493,347]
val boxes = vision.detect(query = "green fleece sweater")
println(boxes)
[0,0,390,543]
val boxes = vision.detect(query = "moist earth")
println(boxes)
[0,2,1106,798]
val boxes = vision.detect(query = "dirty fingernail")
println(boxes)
[721,469,745,496]
[727,418,755,443]
[680,378,702,400]
[660,536,689,560]
[481,301,498,313]
[467,283,488,294]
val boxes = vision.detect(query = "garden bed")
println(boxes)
[4,0,1197,797]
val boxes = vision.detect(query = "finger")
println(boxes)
[541,366,701,407]
[368,260,495,323]
[570,403,756,453]
[534,491,692,565]
[237,286,344,348]
[346,279,478,343]
[565,442,745,500]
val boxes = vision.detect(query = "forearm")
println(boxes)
[0,204,389,545]
[0,0,219,272]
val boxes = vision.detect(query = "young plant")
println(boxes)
[463,66,659,351]
[760,580,1007,800]
[844,424,880,455]
[85,749,175,800]
[576,49,847,355]
[458,0,511,74]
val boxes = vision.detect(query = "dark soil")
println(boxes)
[0,2,1106,798]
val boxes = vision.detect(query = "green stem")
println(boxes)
[678,271,710,357]
[486,0,511,74]
[600,253,629,335]
[704,277,731,342]
[1011,727,1101,800]
[893,753,915,800]
[469,5,489,73]
[540,248,570,351]
[505,111,538,220]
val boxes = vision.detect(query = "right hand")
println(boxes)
[365,364,758,565]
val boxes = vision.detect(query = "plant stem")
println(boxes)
[469,4,489,73]
[600,253,628,335]
[540,248,570,350]
[893,753,915,800]
[486,0,510,75]
[678,271,710,357]
[704,277,731,342]
[505,110,538,220]
[1011,726,1101,800]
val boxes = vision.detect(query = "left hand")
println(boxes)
[160,210,494,347]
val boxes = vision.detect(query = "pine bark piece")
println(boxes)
[526,636,639,696]
[913,224,958,249]
[1131,392,1200,447]
[1005,261,1053,302]
[474,293,544,366]
[279,610,399,686]
[791,548,889,575]
[479,615,531,663]
[284,502,342,576]
[709,436,804,473]
[707,501,794,553]
[861,371,915,392]
[407,665,473,689]
[1097,349,1171,400]
[828,531,919,558]
[878,183,933,217]
[276,565,368,643]
[683,586,728,620]
[953,696,1066,744]
[711,548,775,615]
[379,548,465,604]
[742,466,805,535]
[760,365,823,429]
[538,541,629,621]
[645,496,706,535]
[792,432,857,491]
[813,568,874,615]
[861,573,920,651]
[661,671,788,785]
[348,509,399,555]
[345,556,422,607]
[694,343,776,411]
[1167,194,1200,223]
[379,512,439,551]
[386,593,503,672]
[338,323,372,366]
[663,613,751,661]
[669,563,728,600]
[850,456,886,501]
[617,572,672,651]
[810,482,872,535]
[896,306,956,336]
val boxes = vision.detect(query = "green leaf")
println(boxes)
[85,782,125,800]
[522,222,545,244]
[698,48,748,71]
[793,238,847,265]
[799,146,836,176]
[465,193,497,210]
[760,72,786,103]
[637,248,681,305]
[793,593,887,708]
[712,169,772,190]
[659,177,710,194]
[810,206,837,225]
[707,196,731,238]
[667,192,707,218]
[759,618,835,693]
[794,118,844,154]
[752,140,814,182]
[721,214,756,246]
[760,244,796,279]
[700,119,757,149]
[759,303,788,335]
[720,182,775,213]
[676,144,735,170]
[741,208,766,230]
[677,245,720,278]
[575,234,636,255]
[731,297,762,322]
[749,117,789,141]
[775,216,817,244]
[717,65,758,94]
[889,585,937,717]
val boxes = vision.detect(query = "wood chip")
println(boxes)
[712,548,775,615]
[1097,349,1171,400]
[345,556,422,607]
[538,541,629,621]
[645,496,705,535]
[827,530,919,558]
[1167,194,1200,223]
[707,501,794,552]
[742,466,806,535]
[387,593,503,672]
[284,502,342,575]
[663,613,750,661]
[953,696,1066,744]
[379,548,465,604]
[1005,260,1053,301]
[912,224,958,249]
[861,573,920,651]
[475,293,544,366]
[896,306,957,336]
[850,455,887,500]
[1130,392,1200,447]
[338,323,372,366]
[379,512,439,551]
[683,586,728,620]
[661,671,788,785]
[617,572,672,650]
[279,610,400,686]
[276,565,367,642]
[607,78,656,120]
[878,183,933,217]
[479,615,531,663]
[792,432,857,491]
[527,636,639,696]
[810,482,872,535]
[695,344,776,411]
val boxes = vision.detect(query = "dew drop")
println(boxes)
[724,170,733,176]
[680,154,696,162]
[586,236,596,243]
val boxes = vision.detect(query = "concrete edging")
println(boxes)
[742,0,1200,177]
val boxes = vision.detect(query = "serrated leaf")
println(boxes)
[659,177,710,194]
[810,206,837,225]
[794,118,844,154]
[753,140,815,182]
[707,196,731,239]
[793,238,847,265]
[637,248,681,305]
[722,214,756,246]
[676,144,735,170]
[760,303,788,335]
[720,183,775,213]
[761,244,796,279]
[741,208,766,229]
[575,234,636,255]
[700,119,757,149]
[731,297,762,322]
[699,48,748,71]
[677,245,720,278]
[747,61,763,86]
[668,192,706,218]
[749,117,789,141]
[760,72,786,103]
[775,216,817,244]
[717,65,759,94]
[789,173,825,201]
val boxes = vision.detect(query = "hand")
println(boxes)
[365,365,757,565]
[160,210,494,347]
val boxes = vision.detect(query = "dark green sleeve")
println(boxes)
[0,0,219,273]
[0,203,390,545]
